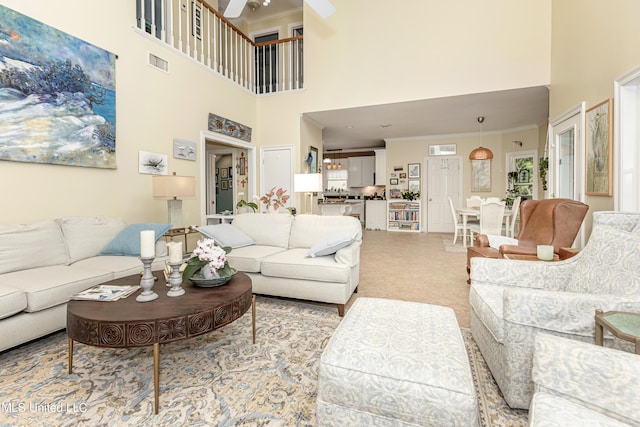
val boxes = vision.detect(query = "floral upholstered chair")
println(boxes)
[529,333,640,426]
[469,211,640,409]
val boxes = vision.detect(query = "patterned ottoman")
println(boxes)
[316,298,478,426]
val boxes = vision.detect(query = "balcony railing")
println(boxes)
[136,0,304,94]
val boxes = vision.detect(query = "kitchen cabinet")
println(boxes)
[374,149,386,186]
[348,156,374,187]
[366,200,387,230]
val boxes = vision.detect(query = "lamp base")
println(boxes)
[167,199,183,228]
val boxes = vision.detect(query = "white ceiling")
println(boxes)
[304,86,550,151]
[217,2,550,152]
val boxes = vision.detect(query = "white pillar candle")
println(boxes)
[140,230,156,258]
[537,245,554,261]
[168,241,183,263]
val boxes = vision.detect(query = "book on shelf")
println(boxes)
[71,285,139,302]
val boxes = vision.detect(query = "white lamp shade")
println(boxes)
[152,174,196,199]
[294,173,323,193]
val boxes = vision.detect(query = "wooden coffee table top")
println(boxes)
[67,271,253,348]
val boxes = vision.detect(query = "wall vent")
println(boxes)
[148,52,169,73]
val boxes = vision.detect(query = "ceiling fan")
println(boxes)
[224,0,336,19]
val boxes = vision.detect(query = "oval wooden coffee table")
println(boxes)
[66,271,255,414]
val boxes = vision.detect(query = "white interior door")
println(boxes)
[425,156,462,232]
[260,146,294,211]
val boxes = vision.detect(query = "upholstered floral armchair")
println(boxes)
[469,211,640,409]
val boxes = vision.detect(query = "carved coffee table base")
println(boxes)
[67,272,255,414]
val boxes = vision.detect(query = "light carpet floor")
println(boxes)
[0,296,526,426]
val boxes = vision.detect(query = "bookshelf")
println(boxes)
[387,199,421,232]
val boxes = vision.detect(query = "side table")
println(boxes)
[164,227,200,252]
[595,309,640,354]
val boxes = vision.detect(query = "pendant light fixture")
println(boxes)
[469,116,494,160]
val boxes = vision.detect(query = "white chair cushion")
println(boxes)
[231,213,293,248]
[0,286,27,320]
[226,245,287,273]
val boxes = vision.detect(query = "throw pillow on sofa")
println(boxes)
[197,224,255,248]
[306,230,358,258]
[100,223,171,256]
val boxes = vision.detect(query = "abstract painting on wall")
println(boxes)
[0,5,117,169]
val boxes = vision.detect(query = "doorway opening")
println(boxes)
[199,131,256,225]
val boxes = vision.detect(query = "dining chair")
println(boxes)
[506,196,521,237]
[466,196,482,208]
[448,197,466,245]
[468,200,506,242]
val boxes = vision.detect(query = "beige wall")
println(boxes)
[385,126,541,201]
[550,0,640,234]
[0,0,255,225]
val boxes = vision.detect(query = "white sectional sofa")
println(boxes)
[199,213,362,316]
[0,217,168,352]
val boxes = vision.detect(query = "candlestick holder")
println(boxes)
[167,262,185,297]
[137,257,158,302]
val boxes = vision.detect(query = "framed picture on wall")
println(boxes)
[239,155,246,175]
[408,179,420,193]
[221,180,228,190]
[471,159,492,192]
[390,178,399,185]
[221,168,228,178]
[408,163,420,178]
[585,98,613,196]
[228,166,233,177]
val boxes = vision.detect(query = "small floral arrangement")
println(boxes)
[401,190,420,201]
[182,239,233,281]
[259,187,290,211]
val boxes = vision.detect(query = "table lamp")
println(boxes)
[294,173,323,214]
[152,172,196,227]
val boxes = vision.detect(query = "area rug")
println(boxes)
[0,296,527,426]
[443,239,469,253]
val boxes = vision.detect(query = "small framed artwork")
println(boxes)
[221,180,228,190]
[408,179,420,193]
[139,151,168,175]
[408,163,420,178]
[173,139,196,161]
[399,173,407,179]
[215,168,219,175]
[585,98,613,196]
[390,178,399,185]
[471,159,492,192]
[239,155,246,175]
[221,168,228,178]
[228,166,233,178]
[229,179,233,188]
[307,146,318,173]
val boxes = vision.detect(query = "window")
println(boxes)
[254,32,279,94]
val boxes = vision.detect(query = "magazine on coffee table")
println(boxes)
[71,285,139,302]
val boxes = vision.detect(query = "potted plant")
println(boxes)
[236,199,258,213]
[259,187,290,213]
[539,157,549,191]
[401,190,420,201]
[182,239,234,282]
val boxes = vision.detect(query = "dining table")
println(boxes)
[456,207,512,247]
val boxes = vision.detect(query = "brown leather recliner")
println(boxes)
[466,198,589,283]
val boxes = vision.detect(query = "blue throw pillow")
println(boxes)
[100,223,171,256]
[197,224,255,248]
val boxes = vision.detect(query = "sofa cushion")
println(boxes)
[261,248,350,283]
[0,220,69,275]
[306,230,358,258]
[0,286,27,320]
[0,265,113,312]
[529,393,629,427]
[289,214,362,249]
[197,224,255,248]
[231,213,293,248]
[99,223,171,256]
[57,216,127,263]
[469,284,504,343]
[71,255,166,279]
[226,245,287,273]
